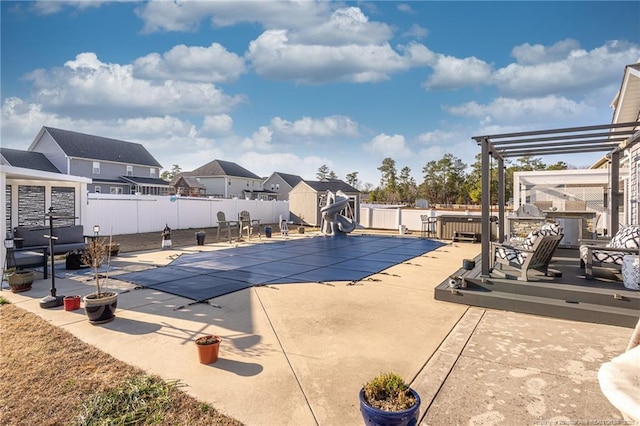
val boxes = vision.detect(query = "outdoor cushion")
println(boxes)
[497,222,562,265]
[580,225,640,266]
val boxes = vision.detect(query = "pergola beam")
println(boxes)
[495,137,627,151]
[502,145,620,157]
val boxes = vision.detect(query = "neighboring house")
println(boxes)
[609,62,640,226]
[289,179,360,226]
[183,159,275,200]
[28,126,170,195]
[263,172,303,201]
[169,175,207,197]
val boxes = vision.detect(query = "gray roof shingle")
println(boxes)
[302,179,359,193]
[44,127,162,168]
[0,148,61,173]
[274,172,303,188]
[187,159,261,179]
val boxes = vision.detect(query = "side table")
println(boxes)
[621,254,639,290]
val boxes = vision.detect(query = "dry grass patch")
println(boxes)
[0,303,243,426]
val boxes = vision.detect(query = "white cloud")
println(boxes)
[31,0,105,15]
[397,4,416,14]
[402,24,428,39]
[201,115,233,136]
[511,39,581,65]
[423,55,493,90]
[247,30,427,84]
[25,52,246,119]
[493,40,640,97]
[445,95,597,128]
[270,115,359,138]
[133,43,246,83]
[290,7,393,46]
[135,0,331,33]
[362,133,412,158]
[240,151,332,181]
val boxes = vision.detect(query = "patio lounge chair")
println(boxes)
[579,225,640,280]
[238,210,261,240]
[491,222,564,281]
[216,211,239,243]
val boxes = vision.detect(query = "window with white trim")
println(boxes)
[110,187,123,194]
[126,165,133,176]
[150,168,156,178]
[93,162,100,174]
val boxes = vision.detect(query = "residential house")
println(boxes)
[183,159,275,200]
[169,175,207,197]
[609,62,640,225]
[289,179,360,226]
[263,172,303,201]
[29,126,170,195]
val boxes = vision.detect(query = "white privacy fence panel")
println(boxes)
[359,205,481,232]
[85,194,289,235]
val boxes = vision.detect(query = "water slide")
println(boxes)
[320,190,356,236]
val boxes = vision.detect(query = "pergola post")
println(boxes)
[481,137,491,276]
[610,150,620,235]
[497,158,505,242]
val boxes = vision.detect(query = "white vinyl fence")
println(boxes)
[84,195,485,237]
[360,206,482,232]
[85,194,290,235]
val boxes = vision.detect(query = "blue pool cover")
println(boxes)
[115,235,444,302]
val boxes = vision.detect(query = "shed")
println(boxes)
[289,179,360,226]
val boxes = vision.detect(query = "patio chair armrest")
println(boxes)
[578,238,609,246]
[582,245,639,255]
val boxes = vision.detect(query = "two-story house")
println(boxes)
[29,127,170,195]
[182,159,275,200]
[263,172,303,201]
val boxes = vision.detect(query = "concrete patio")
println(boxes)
[1,231,633,425]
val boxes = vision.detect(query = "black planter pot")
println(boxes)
[196,232,206,245]
[83,292,118,324]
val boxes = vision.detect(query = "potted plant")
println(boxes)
[6,268,35,293]
[195,335,222,364]
[359,372,421,426]
[81,236,118,324]
[65,249,88,270]
[108,242,120,257]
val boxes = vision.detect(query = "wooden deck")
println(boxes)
[434,248,639,328]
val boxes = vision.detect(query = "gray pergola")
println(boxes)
[473,121,640,276]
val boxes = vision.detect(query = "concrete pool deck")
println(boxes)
[1,231,633,425]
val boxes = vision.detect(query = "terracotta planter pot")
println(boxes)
[63,295,81,311]
[195,335,222,364]
[83,292,118,324]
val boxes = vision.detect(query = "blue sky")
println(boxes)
[2,1,639,187]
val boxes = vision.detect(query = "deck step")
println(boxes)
[435,286,638,328]
[462,277,640,311]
